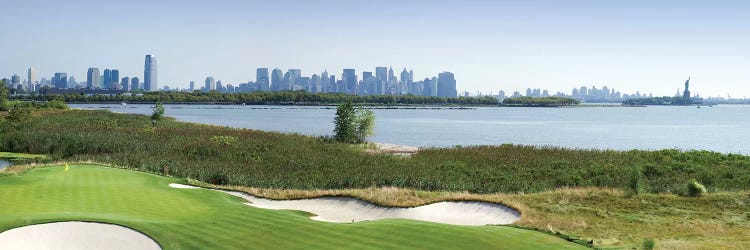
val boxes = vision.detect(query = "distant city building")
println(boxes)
[54,73,67,89]
[205,77,216,91]
[131,77,140,90]
[103,69,112,89]
[121,77,130,91]
[144,54,157,91]
[87,68,100,88]
[11,75,20,87]
[256,68,269,91]
[342,69,357,94]
[110,69,119,88]
[189,81,195,91]
[27,67,36,91]
[270,68,283,91]
[437,72,457,97]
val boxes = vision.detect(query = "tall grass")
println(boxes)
[2,110,750,194]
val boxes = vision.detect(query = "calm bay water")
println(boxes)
[70,104,750,154]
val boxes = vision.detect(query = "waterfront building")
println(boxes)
[54,73,67,89]
[87,68,100,88]
[205,77,216,91]
[121,77,130,91]
[270,68,283,91]
[437,72,457,97]
[144,54,157,91]
[342,69,357,94]
[27,67,36,91]
[189,81,195,91]
[131,77,140,90]
[256,68,269,91]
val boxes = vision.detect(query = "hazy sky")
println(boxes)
[1,0,749,97]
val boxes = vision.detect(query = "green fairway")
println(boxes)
[0,165,584,249]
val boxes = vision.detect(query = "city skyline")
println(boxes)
[1,1,749,97]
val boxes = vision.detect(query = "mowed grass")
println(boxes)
[0,165,584,249]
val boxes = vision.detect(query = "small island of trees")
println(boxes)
[500,96,580,107]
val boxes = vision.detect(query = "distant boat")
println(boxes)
[121,102,127,106]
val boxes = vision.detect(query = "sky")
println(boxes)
[1,0,749,97]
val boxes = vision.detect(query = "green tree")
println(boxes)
[355,108,376,143]
[333,101,357,143]
[0,79,9,111]
[151,101,165,121]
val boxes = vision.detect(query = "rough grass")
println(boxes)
[2,109,750,195]
[201,183,750,249]
[0,165,583,249]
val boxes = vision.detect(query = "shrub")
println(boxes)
[151,101,165,121]
[642,239,655,250]
[333,101,357,143]
[687,180,707,197]
[209,136,239,146]
[629,165,641,194]
[206,172,228,185]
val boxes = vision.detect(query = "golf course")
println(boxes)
[0,164,583,249]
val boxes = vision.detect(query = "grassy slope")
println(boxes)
[0,165,583,250]
[0,152,46,159]
[199,184,750,249]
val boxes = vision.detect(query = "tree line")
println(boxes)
[18,90,500,106]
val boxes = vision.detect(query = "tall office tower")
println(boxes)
[342,69,357,94]
[311,74,321,93]
[256,68,269,91]
[430,77,438,96]
[270,68,283,91]
[87,68,100,88]
[103,69,112,89]
[388,67,396,83]
[320,70,329,93]
[11,75,20,88]
[121,77,130,90]
[131,77,140,90]
[189,81,195,91]
[287,69,301,90]
[111,69,120,88]
[216,80,223,92]
[409,69,414,82]
[54,73,68,89]
[144,54,157,91]
[375,67,387,82]
[205,77,216,91]
[437,72,457,98]
[400,68,411,94]
[27,67,36,91]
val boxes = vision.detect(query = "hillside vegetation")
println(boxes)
[1,109,749,195]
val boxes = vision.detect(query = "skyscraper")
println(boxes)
[54,73,68,89]
[437,72,457,97]
[11,75,20,87]
[375,67,387,82]
[144,54,157,91]
[256,68,269,91]
[111,69,119,88]
[189,81,195,91]
[121,77,130,91]
[205,77,216,91]
[131,77,140,90]
[87,68,100,88]
[271,68,283,91]
[342,69,357,94]
[27,67,36,91]
[103,69,112,88]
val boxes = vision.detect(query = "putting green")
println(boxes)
[0,165,585,249]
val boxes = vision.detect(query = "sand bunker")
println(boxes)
[169,183,200,189]
[169,183,519,226]
[0,222,161,250]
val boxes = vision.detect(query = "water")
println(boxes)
[70,104,750,154]
[0,159,11,170]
